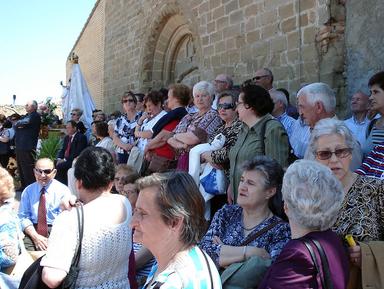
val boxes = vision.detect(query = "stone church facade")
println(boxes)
[66,0,384,116]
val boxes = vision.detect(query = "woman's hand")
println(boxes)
[349,245,362,268]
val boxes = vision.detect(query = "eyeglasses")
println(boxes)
[34,168,55,175]
[70,113,78,116]
[315,148,353,160]
[217,103,235,110]
[252,75,269,81]
[214,79,227,84]
[122,99,135,104]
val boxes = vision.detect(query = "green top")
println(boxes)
[229,114,289,202]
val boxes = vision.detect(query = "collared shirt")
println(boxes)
[344,115,369,147]
[276,112,295,140]
[18,179,71,231]
[229,114,289,202]
[290,118,311,158]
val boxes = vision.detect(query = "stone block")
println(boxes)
[223,24,241,39]
[212,6,225,19]
[287,31,300,50]
[303,26,317,44]
[239,0,252,8]
[271,36,287,52]
[207,21,216,33]
[246,30,260,44]
[215,40,226,53]
[260,9,277,26]
[245,17,256,31]
[281,16,297,33]
[230,10,244,25]
[278,3,294,19]
[226,38,236,50]
[225,0,239,15]
[209,0,221,10]
[299,0,315,12]
[217,16,229,28]
[245,3,260,17]
[262,23,278,39]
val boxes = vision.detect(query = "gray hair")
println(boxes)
[297,82,336,113]
[304,118,362,167]
[193,81,215,98]
[283,160,344,231]
[270,89,288,108]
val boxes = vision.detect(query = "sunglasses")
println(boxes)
[34,168,55,175]
[122,99,135,104]
[315,148,353,160]
[70,113,78,116]
[217,103,236,110]
[252,75,269,81]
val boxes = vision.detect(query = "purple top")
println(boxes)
[259,230,349,289]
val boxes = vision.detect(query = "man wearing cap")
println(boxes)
[18,158,71,251]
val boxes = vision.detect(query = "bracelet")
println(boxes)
[243,246,247,261]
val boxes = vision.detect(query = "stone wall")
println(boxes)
[346,0,384,115]
[66,0,105,110]
[70,0,348,115]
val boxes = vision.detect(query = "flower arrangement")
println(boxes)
[39,97,58,126]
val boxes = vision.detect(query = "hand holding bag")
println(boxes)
[18,203,84,289]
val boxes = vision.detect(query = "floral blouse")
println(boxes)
[114,113,140,154]
[199,204,291,267]
[0,200,20,271]
[209,118,243,175]
[173,109,223,154]
[333,175,384,241]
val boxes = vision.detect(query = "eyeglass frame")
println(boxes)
[34,168,56,175]
[252,75,270,81]
[315,147,353,160]
[217,102,236,110]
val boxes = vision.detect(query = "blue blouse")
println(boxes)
[199,204,291,267]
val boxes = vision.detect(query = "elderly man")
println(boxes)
[213,74,233,109]
[252,68,274,91]
[56,120,87,185]
[344,91,370,147]
[270,89,295,139]
[14,100,41,189]
[297,82,336,129]
[18,158,71,250]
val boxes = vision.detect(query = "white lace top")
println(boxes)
[41,195,132,289]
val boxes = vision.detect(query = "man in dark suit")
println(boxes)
[56,120,87,184]
[15,100,41,189]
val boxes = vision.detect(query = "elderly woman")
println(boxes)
[131,171,222,288]
[94,121,116,160]
[167,81,223,171]
[200,156,290,272]
[305,118,384,268]
[259,160,349,288]
[0,167,19,272]
[229,83,289,203]
[113,91,140,164]
[41,147,132,288]
[144,84,190,173]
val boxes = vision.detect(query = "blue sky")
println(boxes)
[0,1,96,105]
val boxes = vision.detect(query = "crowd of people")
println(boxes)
[0,69,384,289]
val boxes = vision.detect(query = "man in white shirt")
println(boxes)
[344,91,370,147]
[213,74,233,109]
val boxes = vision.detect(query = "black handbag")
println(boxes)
[18,203,84,289]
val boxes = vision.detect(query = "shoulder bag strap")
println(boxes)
[240,220,281,246]
[72,203,84,267]
[302,238,334,289]
[200,248,214,289]
[311,239,334,289]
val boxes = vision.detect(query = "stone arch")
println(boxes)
[140,3,201,90]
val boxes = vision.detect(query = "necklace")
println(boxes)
[241,212,272,231]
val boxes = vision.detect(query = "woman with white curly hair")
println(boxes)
[259,160,349,288]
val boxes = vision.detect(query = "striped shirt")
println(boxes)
[290,118,311,158]
[356,144,384,179]
[276,112,295,140]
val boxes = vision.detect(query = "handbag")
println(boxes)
[220,220,281,289]
[302,237,334,289]
[148,154,176,173]
[18,203,84,289]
